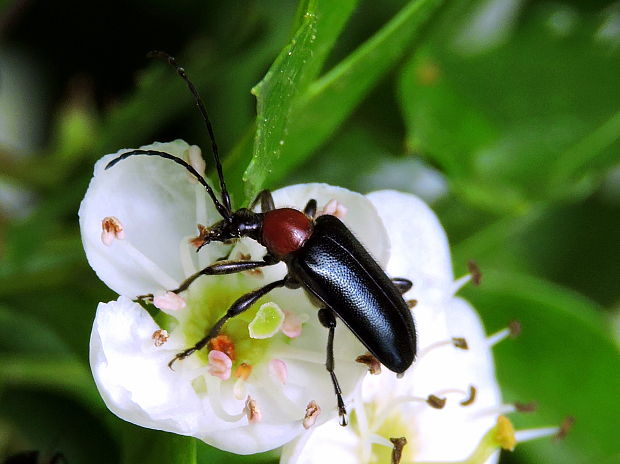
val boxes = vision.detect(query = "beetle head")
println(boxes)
[192,209,262,252]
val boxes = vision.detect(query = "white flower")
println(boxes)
[281,192,565,464]
[79,140,400,454]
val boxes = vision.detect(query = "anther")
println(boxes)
[234,362,252,381]
[282,310,305,338]
[153,291,186,311]
[407,299,418,309]
[152,329,169,347]
[208,334,236,361]
[207,350,233,380]
[460,385,477,406]
[418,337,469,358]
[467,260,482,286]
[554,416,575,441]
[303,400,321,429]
[487,320,521,347]
[188,145,206,178]
[269,359,288,385]
[244,396,262,424]
[390,437,407,464]
[426,394,446,409]
[514,401,538,413]
[355,353,382,375]
[319,199,348,219]
[101,216,124,245]
[495,415,516,451]
[190,224,210,251]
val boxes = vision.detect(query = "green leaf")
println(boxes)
[243,0,445,202]
[463,270,620,464]
[244,0,359,200]
[399,3,620,212]
[120,427,197,464]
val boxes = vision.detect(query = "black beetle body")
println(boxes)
[106,52,417,426]
[289,214,416,373]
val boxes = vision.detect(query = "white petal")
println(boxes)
[79,140,220,298]
[366,190,453,301]
[271,184,390,267]
[90,296,203,435]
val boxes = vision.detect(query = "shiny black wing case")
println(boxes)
[288,214,416,373]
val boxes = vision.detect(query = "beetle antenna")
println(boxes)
[147,50,233,217]
[105,149,231,220]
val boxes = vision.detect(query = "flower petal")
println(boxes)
[79,140,220,298]
[366,190,453,300]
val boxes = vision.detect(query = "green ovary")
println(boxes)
[180,273,289,369]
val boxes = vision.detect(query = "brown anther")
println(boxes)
[427,395,446,409]
[152,329,169,347]
[208,334,236,361]
[190,224,209,250]
[554,416,575,441]
[407,299,418,309]
[236,253,263,276]
[452,337,469,350]
[467,260,482,286]
[244,396,261,424]
[509,320,522,338]
[514,401,538,413]
[355,353,382,375]
[101,216,124,245]
[234,362,253,380]
[303,400,321,429]
[390,437,407,464]
[460,385,477,406]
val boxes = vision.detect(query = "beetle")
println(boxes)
[106,51,417,426]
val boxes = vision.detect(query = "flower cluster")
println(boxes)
[80,140,565,461]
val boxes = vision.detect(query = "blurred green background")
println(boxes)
[1,0,619,463]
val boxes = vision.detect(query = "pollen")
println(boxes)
[101,216,124,245]
[494,415,517,451]
[153,291,186,311]
[208,334,236,361]
[303,400,321,429]
[244,396,262,424]
[152,329,169,347]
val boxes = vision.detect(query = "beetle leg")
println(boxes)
[136,259,279,302]
[168,276,293,368]
[391,277,413,295]
[303,199,317,218]
[249,189,275,212]
[317,307,348,426]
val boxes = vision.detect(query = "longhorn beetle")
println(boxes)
[106,51,417,426]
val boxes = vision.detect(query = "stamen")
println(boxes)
[515,401,537,412]
[467,260,482,286]
[153,291,186,311]
[281,310,304,338]
[407,299,418,309]
[244,396,262,424]
[116,239,179,290]
[269,359,288,385]
[152,329,169,347]
[418,337,469,358]
[234,362,252,380]
[390,437,407,464]
[233,378,246,400]
[473,401,537,419]
[355,353,382,375]
[208,334,236,361]
[207,350,232,380]
[427,394,447,409]
[204,375,245,423]
[460,385,477,406]
[555,416,575,441]
[318,199,348,219]
[303,400,321,429]
[451,274,472,294]
[487,320,521,347]
[101,216,125,245]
